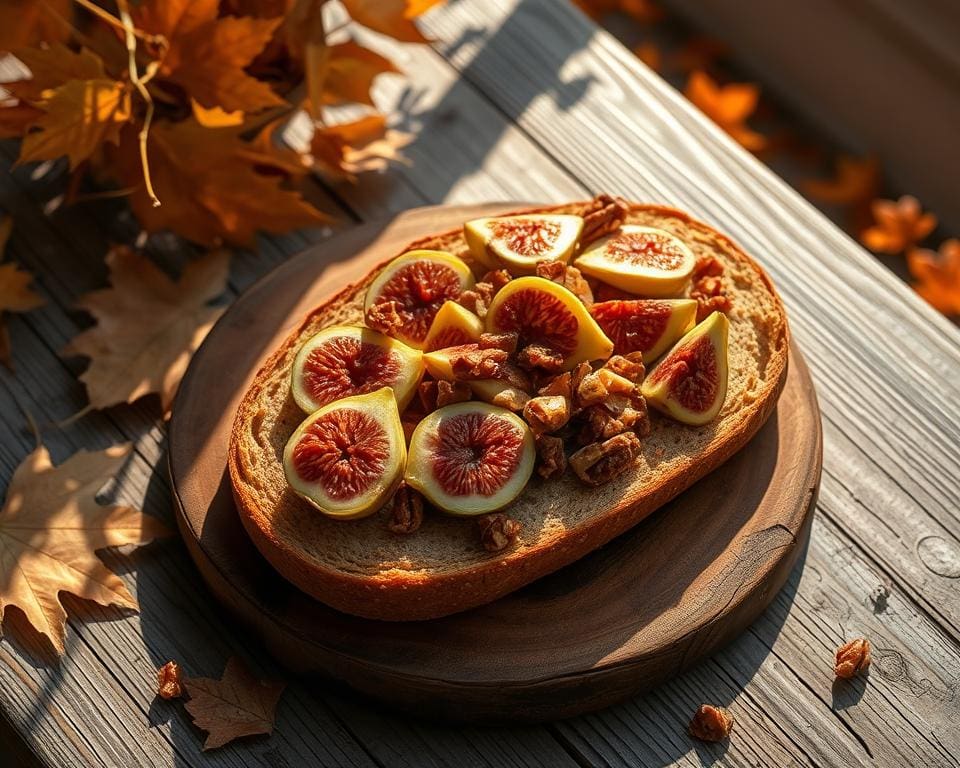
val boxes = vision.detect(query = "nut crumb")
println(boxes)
[516,344,566,373]
[436,379,472,407]
[569,431,642,486]
[688,704,734,742]
[386,485,424,535]
[478,513,521,552]
[835,638,872,679]
[524,395,572,434]
[535,434,567,479]
[581,194,629,246]
[157,661,183,700]
[479,331,519,353]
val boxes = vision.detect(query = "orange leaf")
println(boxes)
[184,657,286,750]
[619,0,664,25]
[908,240,960,316]
[0,0,72,53]
[63,246,230,413]
[801,154,881,206]
[0,216,45,368]
[191,99,245,128]
[684,70,767,152]
[0,100,43,140]
[6,44,105,101]
[860,195,937,255]
[310,114,410,181]
[114,118,329,247]
[18,79,131,170]
[0,443,171,655]
[322,41,400,106]
[341,0,444,43]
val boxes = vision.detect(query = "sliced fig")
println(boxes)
[364,250,475,348]
[485,276,613,369]
[590,298,697,360]
[423,300,484,352]
[283,388,406,519]
[290,325,424,413]
[574,225,696,296]
[641,311,729,426]
[464,214,583,274]
[405,401,535,515]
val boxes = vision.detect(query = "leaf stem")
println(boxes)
[70,0,165,47]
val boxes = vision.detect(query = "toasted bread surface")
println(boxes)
[229,202,789,620]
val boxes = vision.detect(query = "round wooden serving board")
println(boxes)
[169,203,822,723]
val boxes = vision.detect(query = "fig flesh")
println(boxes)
[590,298,697,360]
[405,401,535,515]
[641,311,729,425]
[575,225,696,296]
[423,300,484,352]
[464,214,583,273]
[486,276,613,369]
[283,388,406,519]
[290,325,424,413]
[364,250,474,348]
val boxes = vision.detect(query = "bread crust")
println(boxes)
[228,202,790,621]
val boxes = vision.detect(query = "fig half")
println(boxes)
[486,276,613,369]
[283,388,406,519]
[290,325,424,413]
[405,401,536,515]
[575,225,696,296]
[464,214,583,273]
[364,250,475,348]
[423,300,484,352]
[590,298,697,360]
[641,311,729,426]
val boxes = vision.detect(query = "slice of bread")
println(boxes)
[228,202,789,621]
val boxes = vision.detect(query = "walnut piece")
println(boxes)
[690,267,732,322]
[449,345,509,380]
[479,268,512,293]
[479,331,519,353]
[386,485,424,534]
[538,370,573,399]
[365,300,406,336]
[523,394,572,434]
[603,353,645,384]
[516,344,566,373]
[834,638,872,679]
[581,194,629,246]
[157,661,183,700]
[478,513,521,552]
[536,434,567,479]
[418,380,438,411]
[576,368,634,407]
[569,432,642,486]
[489,386,531,412]
[535,261,594,305]
[436,379,471,407]
[688,704,734,742]
[457,289,488,319]
[692,254,724,280]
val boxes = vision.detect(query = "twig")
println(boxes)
[70,0,165,47]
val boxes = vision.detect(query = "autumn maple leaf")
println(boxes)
[184,657,286,750]
[860,195,938,255]
[341,0,444,43]
[63,246,230,414]
[5,44,105,101]
[320,41,400,107]
[0,217,45,368]
[908,239,960,316]
[311,114,411,181]
[685,70,767,152]
[0,444,171,655]
[0,0,72,53]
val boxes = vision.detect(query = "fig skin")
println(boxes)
[405,402,536,516]
[364,250,475,349]
[464,215,583,274]
[486,276,614,370]
[283,388,407,519]
[423,301,484,352]
[290,324,424,413]
[590,298,697,361]
[575,225,696,297]
[641,311,729,426]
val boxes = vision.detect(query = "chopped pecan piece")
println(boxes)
[478,513,521,552]
[576,368,634,407]
[516,344,566,373]
[489,386,531,412]
[479,331,519,353]
[458,275,507,321]
[479,269,512,293]
[692,254,724,280]
[457,289,488,319]
[524,395,572,434]
[569,431,642,486]
[691,271,732,322]
[688,705,734,742]
[365,300,406,336]
[581,194,629,246]
[386,485,424,534]
[535,260,594,305]
[157,661,183,700]
[603,353,645,384]
[449,345,509,380]
[834,638,872,679]
[534,260,565,282]
[498,361,533,391]
[436,380,472,407]
[418,380,439,411]
[537,371,573,399]
[570,361,592,393]
[535,434,567,479]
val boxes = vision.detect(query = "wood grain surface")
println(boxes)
[168,204,820,722]
[1,0,958,764]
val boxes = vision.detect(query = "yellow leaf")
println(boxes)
[6,44,105,101]
[908,239,960,316]
[0,444,171,655]
[19,79,131,170]
[191,99,245,128]
[684,70,767,152]
[322,41,400,106]
[341,0,444,43]
[63,246,230,413]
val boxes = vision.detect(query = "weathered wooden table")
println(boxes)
[2,1,958,765]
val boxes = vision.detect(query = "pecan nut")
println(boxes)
[535,261,594,305]
[536,434,567,479]
[157,661,183,700]
[516,344,566,373]
[569,431,642,486]
[478,513,521,552]
[449,345,509,380]
[834,638,872,679]
[688,704,734,742]
[386,485,424,535]
[523,395,572,434]
[603,353,645,384]
[365,300,406,336]
[479,331,519,353]
[581,194,629,246]
[436,379,472,407]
